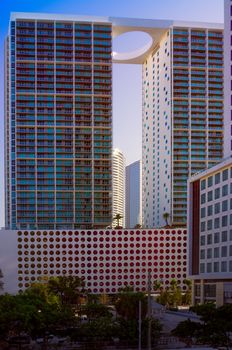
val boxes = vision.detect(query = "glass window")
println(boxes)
[222,231,228,242]
[222,200,228,212]
[222,215,228,227]
[222,169,228,181]
[200,235,205,246]
[230,245,232,256]
[221,246,227,257]
[207,234,212,244]
[230,183,232,194]
[222,184,228,196]
[201,179,206,190]
[221,261,227,272]
[214,232,220,243]
[230,214,232,226]
[229,261,232,272]
[207,205,213,216]
[214,247,219,258]
[214,202,220,214]
[201,221,206,232]
[214,262,219,272]
[231,199,232,210]
[208,176,213,187]
[215,188,220,199]
[207,248,212,259]
[207,263,212,273]
[214,218,220,229]
[207,220,212,230]
[230,230,232,241]
[207,191,213,201]
[200,263,205,273]
[201,207,206,218]
[215,172,220,184]
[200,249,205,259]
[201,193,206,204]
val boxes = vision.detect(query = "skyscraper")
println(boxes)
[224,0,232,157]
[112,148,125,227]
[125,160,142,228]
[5,13,112,230]
[142,23,224,228]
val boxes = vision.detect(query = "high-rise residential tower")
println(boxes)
[142,23,224,228]
[125,160,142,228]
[5,13,112,230]
[224,0,232,157]
[112,148,125,227]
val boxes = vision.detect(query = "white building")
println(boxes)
[142,23,224,228]
[112,149,125,227]
[224,0,231,157]
[188,157,232,306]
[125,160,142,228]
[0,228,187,295]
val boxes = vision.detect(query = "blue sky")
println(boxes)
[0,0,223,227]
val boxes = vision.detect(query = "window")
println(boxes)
[201,193,206,204]
[201,179,206,190]
[208,176,213,187]
[207,205,213,216]
[215,188,220,199]
[222,200,228,212]
[230,214,232,226]
[207,248,212,259]
[221,246,227,257]
[200,263,205,273]
[204,284,216,297]
[222,184,228,196]
[200,235,205,246]
[201,207,206,218]
[230,230,232,241]
[214,218,220,229]
[230,183,232,194]
[222,169,228,181]
[214,202,220,214]
[221,261,227,272]
[229,245,232,257]
[207,191,213,201]
[222,215,228,227]
[207,220,212,230]
[222,231,228,242]
[207,234,212,244]
[215,172,220,184]
[201,221,206,232]
[214,247,219,258]
[214,232,220,243]
[229,261,232,272]
[214,262,219,272]
[207,263,212,273]
[200,249,205,259]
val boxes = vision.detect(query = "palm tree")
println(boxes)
[163,212,170,226]
[153,280,163,293]
[113,213,123,228]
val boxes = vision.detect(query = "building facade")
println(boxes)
[224,0,232,157]
[125,160,142,228]
[143,24,224,228]
[0,228,187,294]
[188,157,232,306]
[112,148,125,227]
[5,13,112,230]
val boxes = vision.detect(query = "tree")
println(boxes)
[47,275,84,306]
[153,280,163,293]
[163,212,170,226]
[113,214,123,228]
[115,290,147,321]
[182,279,192,305]
[134,223,142,229]
[0,270,3,291]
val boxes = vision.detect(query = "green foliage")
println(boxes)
[115,290,147,320]
[113,213,123,228]
[156,278,192,307]
[48,275,84,306]
[81,303,112,320]
[173,304,232,348]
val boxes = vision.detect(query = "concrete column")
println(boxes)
[200,279,204,304]
[216,282,224,307]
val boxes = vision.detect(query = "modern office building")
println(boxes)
[142,23,224,228]
[188,157,232,306]
[5,13,112,230]
[125,160,142,228]
[0,228,187,294]
[224,0,232,157]
[112,148,125,227]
